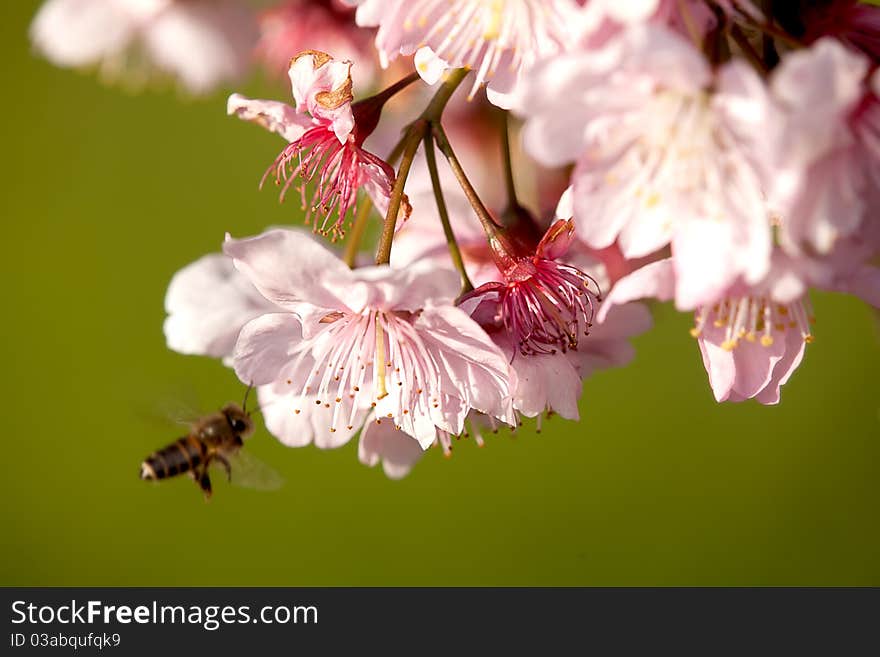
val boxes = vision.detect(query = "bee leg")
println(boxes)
[215,454,233,483]
[194,467,212,500]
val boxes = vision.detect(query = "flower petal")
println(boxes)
[697,330,737,402]
[415,304,516,427]
[754,330,806,405]
[227,93,309,143]
[289,50,355,142]
[536,219,575,261]
[224,229,353,311]
[164,253,276,359]
[358,416,425,479]
[325,261,460,314]
[233,313,310,386]
[414,46,449,85]
[258,382,364,448]
[596,259,675,323]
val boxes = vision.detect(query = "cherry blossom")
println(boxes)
[762,38,880,256]
[228,50,407,238]
[342,0,587,107]
[516,25,774,311]
[225,228,516,448]
[598,249,880,404]
[30,0,256,94]
[394,189,651,420]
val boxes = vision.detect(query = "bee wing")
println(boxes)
[212,450,285,491]
[135,389,206,430]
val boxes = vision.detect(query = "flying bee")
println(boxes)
[140,387,282,499]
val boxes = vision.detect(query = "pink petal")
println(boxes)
[30,0,135,67]
[416,305,517,427]
[288,50,355,142]
[510,346,581,420]
[227,94,310,143]
[257,383,364,449]
[754,331,807,405]
[233,313,309,387]
[833,265,880,308]
[729,336,785,400]
[572,302,653,377]
[671,221,740,311]
[164,253,276,359]
[358,417,425,480]
[144,1,256,95]
[223,229,352,312]
[536,220,575,260]
[697,331,737,402]
[414,46,449,85]
[596,259,675,323]
[323,261,460,314]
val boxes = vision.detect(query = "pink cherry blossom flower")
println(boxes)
[162,241,422,476]
[163,241,372,453]
[228,50,408,239]
[761,38,880,256]
[598,249,880,404]
[342,0,587,107]
[462,219,602,357]
[515,25,774,311]
[30,0,256,94]
[393,184,652,420]
[225,228,515,448]
[256,0,378,91]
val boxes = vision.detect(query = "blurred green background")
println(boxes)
[2,2,878,586]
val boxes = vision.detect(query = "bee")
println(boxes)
[140,387,279,499]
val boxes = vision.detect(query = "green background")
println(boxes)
[2,2,878,586]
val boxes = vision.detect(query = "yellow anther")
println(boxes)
[760,335,774,346]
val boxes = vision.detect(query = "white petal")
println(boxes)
[358,417,425,479]
[224,229,353,312]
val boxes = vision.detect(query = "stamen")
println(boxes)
[693,295,816,350]
[374,317,388,400]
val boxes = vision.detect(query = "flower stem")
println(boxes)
[432,122,501,237]
[374,123,423,265]
[343,195,373,268]
[374,68,470,266]
[368,72,421,105]
[500,111,519,213]
[423,68,470,121]
[423,133,474,294]
[351,72,421,139]
[729,24,768,74]
[731,0,803,49]
[677,0,703,49]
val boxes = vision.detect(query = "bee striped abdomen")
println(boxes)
[140,436,206,481]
